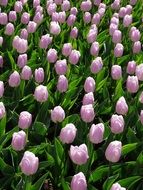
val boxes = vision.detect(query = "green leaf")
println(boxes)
[54,138,64,162]
[32,122,47,136]
[103,174,119,190]
[31,173,49,190]
[122,143,138,156]
[117,176,142,188]
[61,178,70,190]
[0,115,6,137]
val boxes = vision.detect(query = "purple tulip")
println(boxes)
[57,75,68,92]
[12,130,26,151]
[80,104,95,123]
[89,123,104,144]
[18,111,32,129]
[51,106,65,123]
[0,102,6,119]
[34,85,48,102]
[71,172,87,190]
[110,114,124,134]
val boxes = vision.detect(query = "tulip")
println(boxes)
[14,1,23,13]
[47,48,58,63]
[133,41,141,54]
[33,0,40,8]
[61,0,70,11]
[110,17,119,25]
[80,0,92,12]
[17,54,27,68]
[114,43,124,57]
[111,65,122,80]
[0,13,8,25]
[57,75,68,92]
[12,130,26,151]
[0,102,6,119]
[70,7,78,15]
[51,106,65,123]
[135,64,143,81]
[70,27,78,39]
[62,43,72,57]
[83,12,91,24]
[110,183,126,190]
[69,144,89,165]
[92,13,101,25]
[90,57,103,74]
[71,172,87,190]
[126,5,132,15]
[33,12,43,24]
[27,21,37,33]
[130,29,141,42]
[55,59,67,75]
[39,34,52,49]
[80,104,95,123]
[21,12,30,24]
[34,68,44,83]
[116,96,128,115]
[140,110,143,125]
[126,76,139,93]
[21,66,32,80]
[20,29,28,39]
[89,123,104,144]
[90,41,99,56]
[130,0,137,5]
[112,30,122,44]
[123,14,132,27]
[0,56,3,68]
[111,0,120,10]
[0,0,8,6]
[69,50,80,65]
[9,11,17,22]
[119,7,127,18]
[126,61,136,75]
[0,81,4,98]
[84,77,95,93]
[82,92,94,105]
[93,0,101,6]
[109,23,118,36]
[34,85,48,102]
[110,114,124,134]
[139,92,143,104]
[47,3,57,15]
[58,11,66,23]
[18,111,32,129]
[67,14,76,26]
[0,37,3,46]
[5,23,14,35]
[8,71,21,87]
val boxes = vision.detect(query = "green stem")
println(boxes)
[24,175,32,190]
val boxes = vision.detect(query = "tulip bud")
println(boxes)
[82,92,94,105]
[119,7,127,18]
[92,13,101,25]
[13,36,28,54]
[52,12,59,22]
[130,0,137,5]
[8,71,21,87]
[126,76,139,93]
[34,68,44,83]
[71,172,87,190]
[110,183,126,190]
[47,3,57,16]
[0,102,6,119]
[39,34,52,49]
[93,0,101,6]
[110,17,119,25]
[109,23,118,36]
[0,13,8,25]
[0,0,8,6]
[12,130,26,151]
[35,5,43,14]
[83,12,91,24]
[111,65,122,80]
[130,29,141,42]
[0,37,3,46]
[27,21,37,33]
[140,110,143,124]
[60,123,77,144]
[84,77,95,93]
[20,151,39,175]
[17,54,27,68]
[87,29,97,43]
[34,85,48,102]
[54,0,62,5]
[126,61,136,74]
[5,23,14,35]
[69,50,80,65]
[139,92,143,104]
[111,0,120,10]
[69,144,89,165]
[123,14,132,27]
[62,43,72,57]
[9,11,17,22]
[57,75,68,92]
[112,30,122,44]
[21,66,32,80]
[20,29,28,39]
[14,1,23,13]
[90,57,103,74]
[80,104,95,123]
[105,141,122,163]
[61,0,70,11]
[89,123,104,144]
[0,56,3,68]
[90,41,99,56]
[55,59,67,75]
[70,27,78,39]
[126,5,132,14]
[136,64,143,81]
[133,41,141,54]
[67,14,76,26]
[0,81,4,98]
[80,0,92,12]
[21,12,30,24]
[58,11,66,23]
[33,0,40,8]
[50,21,61,35]
[33,12,43,24]
[98,7,106,17]
[114,43,124,57]
[51,106,65,123]
[70,7,78,15]
[18,111,32,129]
[110,114,124,134]
[116,96,128,115]
[20,0,28,5]
[47,48,58,63]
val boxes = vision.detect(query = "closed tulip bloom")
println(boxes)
[83,12,91,24]
[20,0,28,5]
[90,42,99,56]
[69,50,80,65]
[14,1,23,13]
[119,7,127,18]
[57,75,68,92]
[47,3,57,16]
[60,123,77,144]
[61,0,70,11]
[126,61,136,74]
[110,114,124,134]
[123,14,132,27]
[111,183,126,190]
[84,77,95,93]
[133,41,141,54]
[114,43,124,57]
[126,5,132,15]
[8,71,20,87]
[67,14,76,26]
[80,0,92,12]
[21,66,32,80]
[110,17,119,25]
[27,21,37,33]
[35,5,43,14]
[20,151,39,175]
[70,7,78,15]
[105,141,122,163]
[5,23,14,35]
[112,30,122,43]
[140,110,143,124]
[130,0,137,5]
[54,0,62,5]
[0,0,8,6]
[71,172,87,190]
[129,26,136,37]
[98,7,106,17]
[90,57,103,74]
[109,23,118,36]
[116,96,128,115]
[92,13,101,25]
[82,92,94,105]
[126,76,139,93]
[39,34,52,49]
[12,131,26,151]
[47,48,58,63]
[51,106,65,123]
[55,59,67,75]
[89,123,104,144]
[87,29,97,43]
[0,102,6,119]
[139,92,143,103]
[0,37,3,46]
[0,56,3,68]
[111,65,122,80]
[0,81,4,98]
[18,111,32,129]
[9,11,17,22]
[33,0,40,8]
[21,12,30,24]
[20,29,28,39]
[50,21,61,35]
[136,64,143,81]
[93,0,101,6]
[34,85,48,102]
[35,68,44,83]
[52,12,59,22]
[80,104,95,123]
[111,0,120,10]
[13,37,28,54]
[33,12,43,24]
[0,13,8,25]
[58,11,66,23]
[62,43,72,57]
[130,29,141,42]
[70,27,78,39]
[69,144,89,165]
[113,13,119,18]
[17,54,27,68]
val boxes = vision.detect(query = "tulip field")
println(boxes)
[0,0,143,189]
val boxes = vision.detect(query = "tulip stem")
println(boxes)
[24,175,31,190]
[108,162,112,177]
